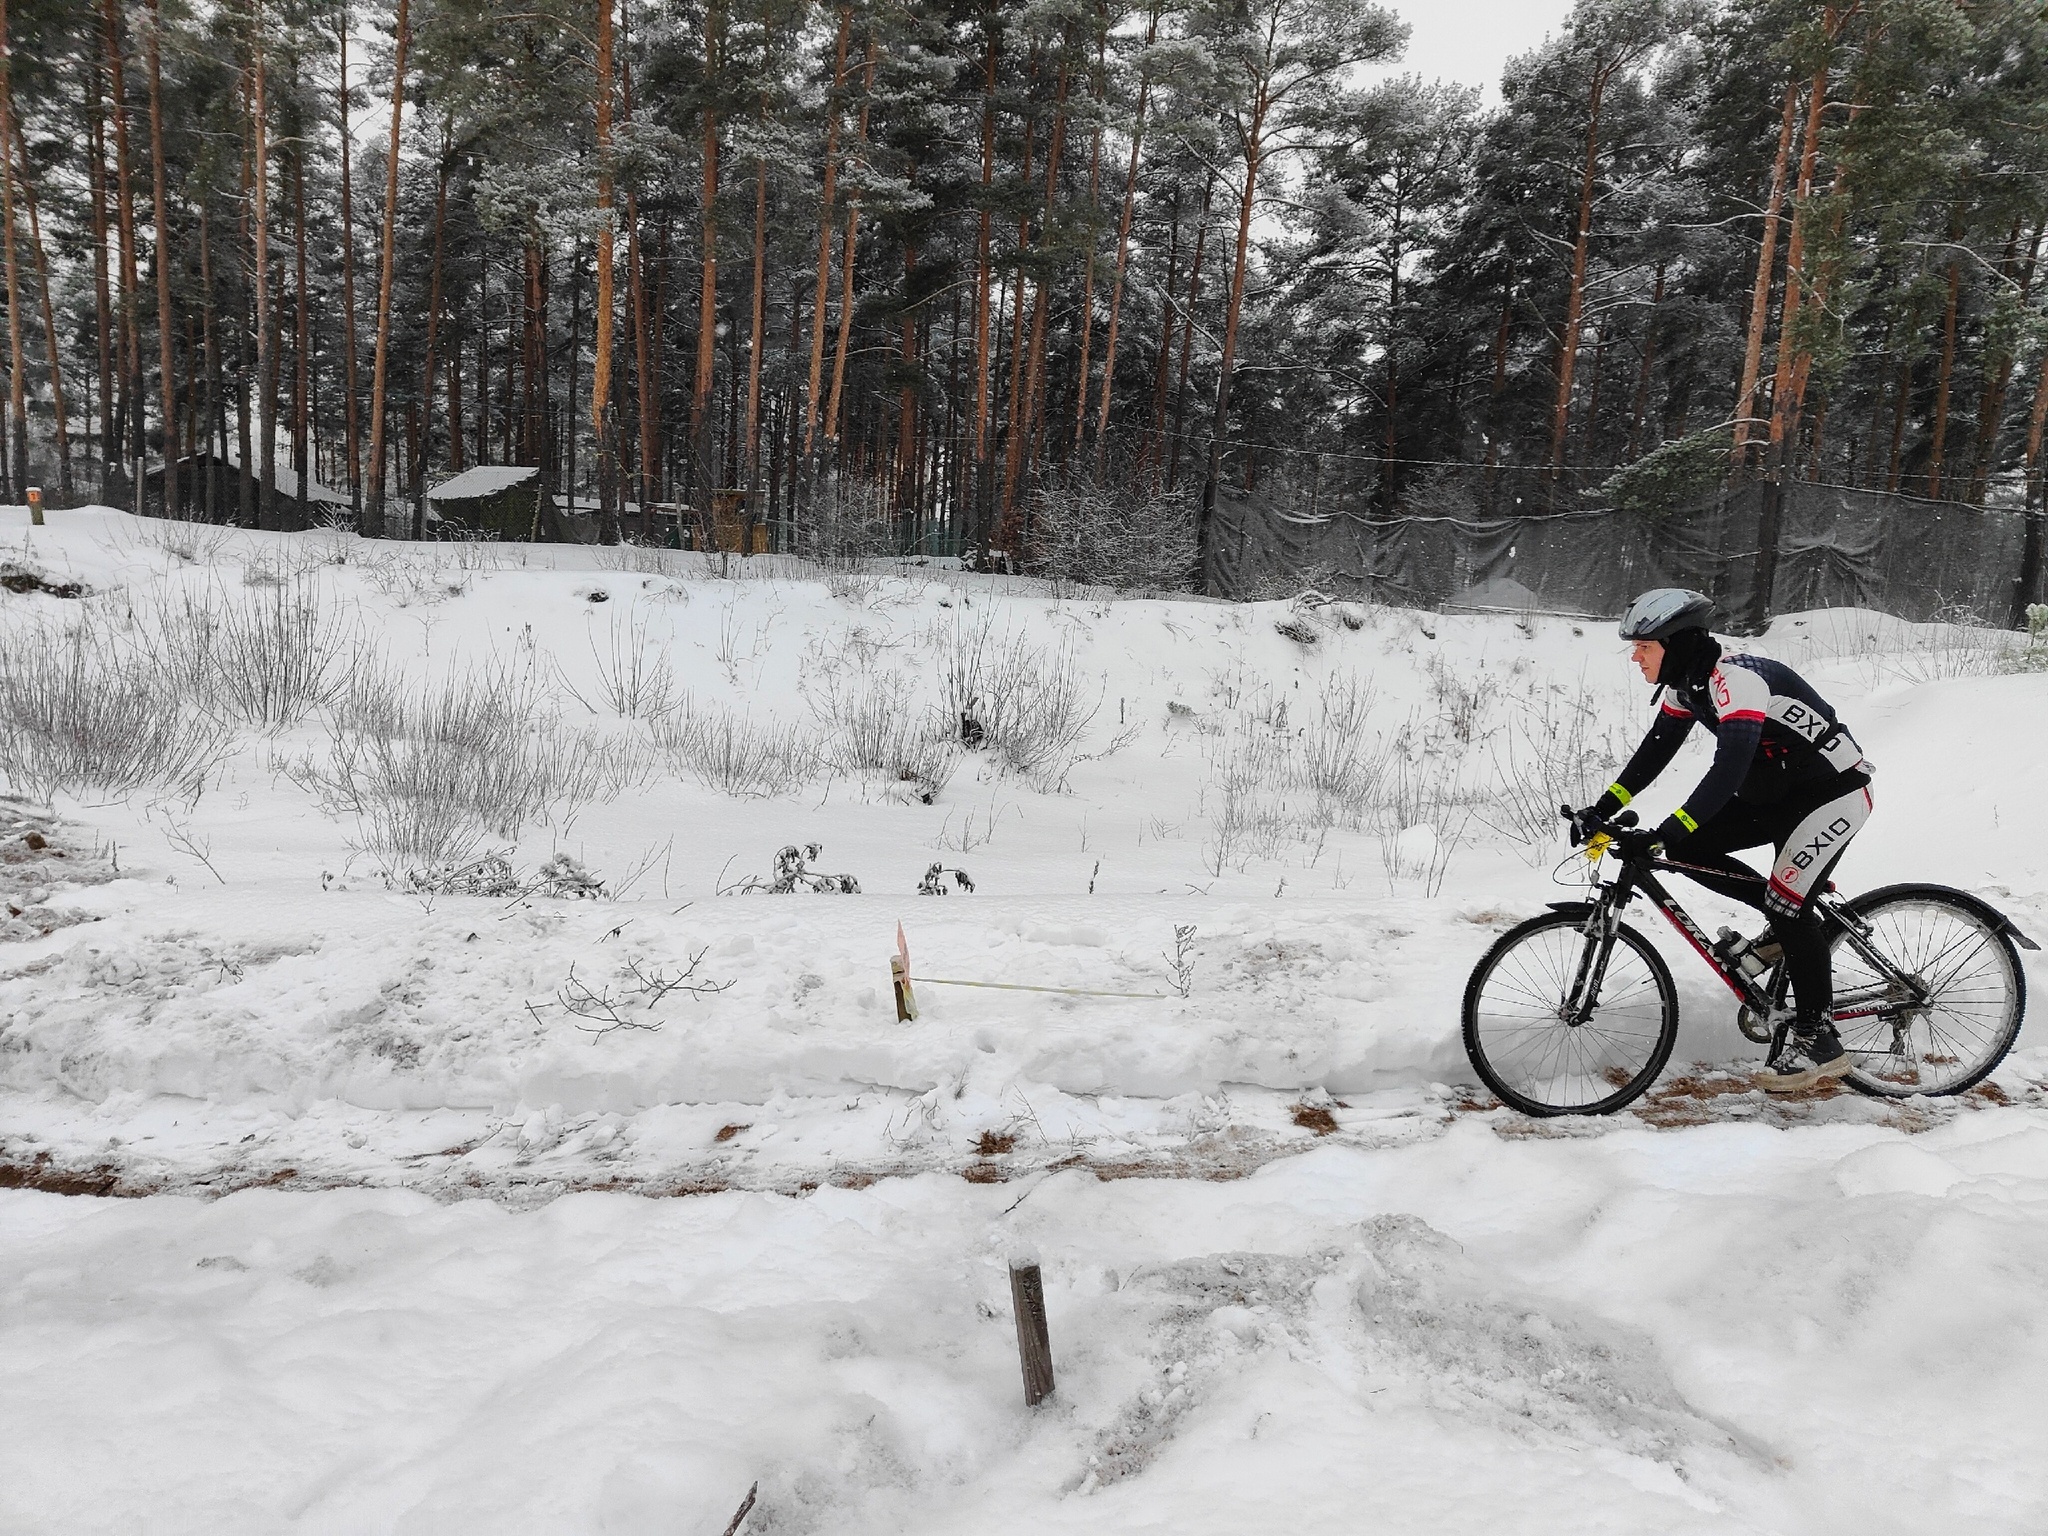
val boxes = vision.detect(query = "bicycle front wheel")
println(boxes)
[1833,885,2027,1098]
[1463,911,1679,1116]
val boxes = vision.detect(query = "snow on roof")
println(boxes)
[427,465,542,502]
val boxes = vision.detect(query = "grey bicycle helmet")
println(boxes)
[1617,587,1715,641]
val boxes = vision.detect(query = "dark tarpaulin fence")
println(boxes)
[1205,462,2047,630]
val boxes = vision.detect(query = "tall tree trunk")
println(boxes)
[1071,17,1107,452]
[593,0,620,542]
[1732,77,1799,464]
[1006,42,1071,530]
[146,0,177,516]
[336,10,361,514]
[250,0,278,529]
[103,0,143,510]
[1167,174,1213,492]
[803,6,852,457]
[1093,0,1159,459]
[2015,341,2048,624]
[12,118,71,499]
[1547,65,1608,476]
[0,0,28,500]
[1197,87,1268,582]
[623,11,655,538]
[743,145,768,537]
[364,0,408,534]
[291,121,311,528]
[200,204,219,518]
[1765,58,1829,462]
[415,119,451,540]
[1967,222,2042,504]
[86,41,115,489]
[971,18,996,477]
[823,39,878,446]
[691,2,723,516]
[1926,221,1964,500]
[234,94,254,524]
[1625,263,1666,459]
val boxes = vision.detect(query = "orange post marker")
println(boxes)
[26,486,42,526]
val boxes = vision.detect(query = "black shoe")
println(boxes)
[1756,1021,1852,1094]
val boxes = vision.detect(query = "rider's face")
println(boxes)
[1631,639,1664,683]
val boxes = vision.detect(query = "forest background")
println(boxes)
[2,0,2046,598]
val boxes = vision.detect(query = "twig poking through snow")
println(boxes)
[1163,924,1197,998]
[720,1482,759,1536]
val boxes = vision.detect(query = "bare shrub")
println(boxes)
[1295,672,1391,822]
[140,578,352,729]
[293,655,648,876]
[809,668,958,802]
[1375,749,1472,897]
[127,516,236,567]
[653,699,822,798]
[1024,476,1197,592]
[1478,685,1632,862]
[0,618,235,801]
[559,608,678,720]
[1198,725,1299,875]
[943,615,1099,789]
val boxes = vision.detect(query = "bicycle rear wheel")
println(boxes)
[1463,911,1679,1116]
[1832,885,2027,1098]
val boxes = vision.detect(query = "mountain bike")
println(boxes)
[1462,806,2039,1117]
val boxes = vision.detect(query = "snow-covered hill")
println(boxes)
[3,506,2046,1533]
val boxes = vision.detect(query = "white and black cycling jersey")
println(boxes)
[1602,653,1871,838]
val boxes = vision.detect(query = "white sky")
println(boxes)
[1367,0,1579,100]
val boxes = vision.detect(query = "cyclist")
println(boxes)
[1575,588,1874,1092]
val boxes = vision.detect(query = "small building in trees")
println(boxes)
[424,465,584,542]
[147,451,353,526]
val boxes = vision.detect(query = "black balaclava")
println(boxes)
[1656,626,1721,690]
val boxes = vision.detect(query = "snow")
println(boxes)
[426,464,543,501]
[2,505,2045,1531]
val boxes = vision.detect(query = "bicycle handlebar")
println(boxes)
[1559,803,1639,844]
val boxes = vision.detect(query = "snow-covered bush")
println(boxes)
[2001,603,2048,673]
[653,700,821,799]
[0,618,235,802]
[943,616,1098,789]
[1024,477,1198,592]
[293,657,647,876]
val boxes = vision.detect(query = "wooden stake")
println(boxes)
[1009,1256,1055,1406]
[26,483,40,524]
[719,1481,758,1536]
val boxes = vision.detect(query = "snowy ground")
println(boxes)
[2,507,2045,1532]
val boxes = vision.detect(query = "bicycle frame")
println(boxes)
[1564,846,1926,1037]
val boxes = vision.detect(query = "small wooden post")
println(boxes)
[1009,1254,1055,1406]
[26,485,41,526]
[891,921,917,1021]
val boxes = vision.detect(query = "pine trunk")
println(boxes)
[1547,67,1607,475]
[336,11,361,512]
[1093,0,1159,457]
[1197,90,1267,581]
[12,117,72,499]
[291,125,310,528]
[823,40,878,447]
[364,0,408,534]
[1732,78,1799,462]
[103,0,143,509]
[415,121,451,540]
[593,0,619,542]
[86,41,115,487]
[146,0,177,516]
[804,6,852,457]
[0,0,29,500]
[1926,225,1964,499]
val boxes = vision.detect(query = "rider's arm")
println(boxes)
[1656,664,1768,844]
[1591,691,1693,818]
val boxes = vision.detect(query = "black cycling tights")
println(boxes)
[1662,794,1864,1024]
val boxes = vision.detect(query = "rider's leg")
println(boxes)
[1660,802,1780,912]
[1757,780,1875,1091]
